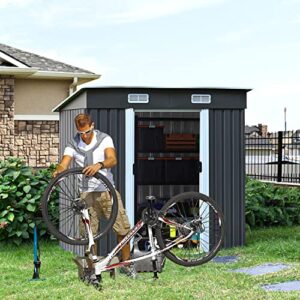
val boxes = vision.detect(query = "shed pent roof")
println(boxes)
[53,86,251,112]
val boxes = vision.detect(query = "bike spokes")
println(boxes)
[157,192,224,266]
[42,168,118,245]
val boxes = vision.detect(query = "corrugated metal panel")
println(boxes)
[87,108,126,255]
[209,109,245,248]
[59,109,86,256]
[58,108,125,256]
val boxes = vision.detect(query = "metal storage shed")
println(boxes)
[54,86,250,255]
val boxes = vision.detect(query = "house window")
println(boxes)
[191,94,211,104]
[128,94,149,103]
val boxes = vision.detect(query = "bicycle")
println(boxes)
[41,167,225,288]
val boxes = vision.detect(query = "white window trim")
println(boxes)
[200,109,209,195]
[200,109,210,252]
[14,115,59,121]
[125,108,135,231]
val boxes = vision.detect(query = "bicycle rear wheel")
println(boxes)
[41,167,118,245]
[156,192,224,267]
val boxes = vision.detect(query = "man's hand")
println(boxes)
[83,163,102,176]
[52,169,60,178]
[52,155,72,178]
[52,164,65,178]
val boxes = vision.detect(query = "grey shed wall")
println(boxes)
[209,109,245,247]
[59,108,126,255]
[87,108,126,255]
[59,109,85,254]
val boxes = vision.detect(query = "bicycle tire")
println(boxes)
[156,192,225,267]
[41,167,118,245]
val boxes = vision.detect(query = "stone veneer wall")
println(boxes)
[0,76,15,161]
[0,75,59,167]
[14,120,59,167]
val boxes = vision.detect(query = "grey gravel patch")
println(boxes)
[231,263,291,275]
[212,255,239,263]
[262,281,300,291]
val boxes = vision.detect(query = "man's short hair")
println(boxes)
[74,114,93,127]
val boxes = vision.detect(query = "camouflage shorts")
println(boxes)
[80,190,131,236]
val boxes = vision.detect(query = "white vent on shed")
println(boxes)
[128,94,149,103]
[191,94,211,104]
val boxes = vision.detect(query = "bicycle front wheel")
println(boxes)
[156,192,224,267]
[41,167,118,245]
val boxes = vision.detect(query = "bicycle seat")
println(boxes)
[145,195,156,202]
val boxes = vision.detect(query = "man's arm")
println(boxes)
[83,147,117,176]
[52,155,73,178]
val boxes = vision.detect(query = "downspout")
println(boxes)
[69,77,78,95]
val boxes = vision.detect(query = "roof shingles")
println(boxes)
[0,43,94,74]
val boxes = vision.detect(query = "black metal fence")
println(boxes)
[245,131,300,183]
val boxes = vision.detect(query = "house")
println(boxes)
[245,124,268,137]
[0,43,100,167]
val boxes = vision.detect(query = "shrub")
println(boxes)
[245,178,300,228]
[0,157,55,245]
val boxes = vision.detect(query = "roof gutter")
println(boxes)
[0,67,39,76]
[0,67,100,84]
[29,70,100,82]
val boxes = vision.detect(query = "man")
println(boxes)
[53,113,134,275]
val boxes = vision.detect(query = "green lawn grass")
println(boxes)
[0,226,299,300]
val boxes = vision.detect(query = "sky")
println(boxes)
[0,0,299,132]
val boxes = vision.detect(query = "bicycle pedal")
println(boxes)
[91,275,102,290]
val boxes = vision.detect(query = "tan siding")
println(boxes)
[15,78,72,115]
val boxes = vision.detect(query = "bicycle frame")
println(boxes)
[81,208,195,276]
